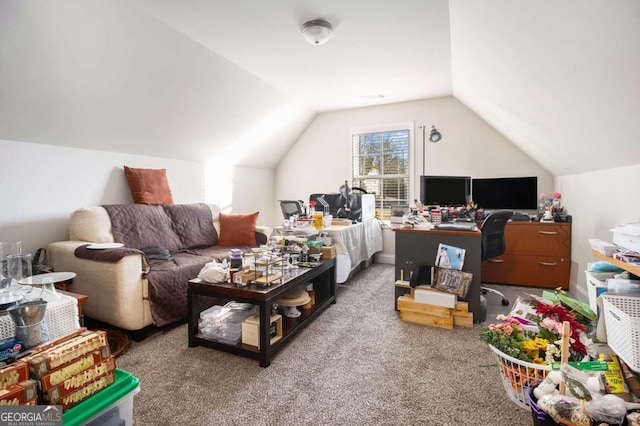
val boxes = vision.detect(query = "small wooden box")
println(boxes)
[234,269,262,284]
[331,219,352,226]
[321,246,336,260]
[241,314,283,349]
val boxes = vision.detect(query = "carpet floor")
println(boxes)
[116,263,533,425]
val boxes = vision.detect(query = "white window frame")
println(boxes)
[350,121,414,218]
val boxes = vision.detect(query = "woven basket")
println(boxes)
[489,345,551,409]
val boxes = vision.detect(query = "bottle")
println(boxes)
[229,249,242,270]
[312,208,324,230]
[430,209,442,225]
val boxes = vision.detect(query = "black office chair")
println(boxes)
[480,210,514,306]
[278,200,304,220]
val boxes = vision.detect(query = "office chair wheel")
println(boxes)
[481,286,510,307]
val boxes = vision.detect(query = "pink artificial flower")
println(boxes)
[541,317,564,335]
[553,192,561,199]
[539,193,546,200]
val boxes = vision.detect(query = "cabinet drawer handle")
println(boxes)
[487,259,504,263]
[538,231,558,235]
[539,262,558,266]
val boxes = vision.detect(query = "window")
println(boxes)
[351,123,412,218]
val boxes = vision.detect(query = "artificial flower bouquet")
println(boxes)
[480,291,597,366]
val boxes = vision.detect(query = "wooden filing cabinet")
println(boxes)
[481,222,571,289]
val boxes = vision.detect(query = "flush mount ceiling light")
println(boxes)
[301,19,333,45]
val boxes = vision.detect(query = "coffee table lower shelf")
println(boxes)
[187,259,336,367]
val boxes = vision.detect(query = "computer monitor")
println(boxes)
[419,176,471,207]
[471,177,538,210]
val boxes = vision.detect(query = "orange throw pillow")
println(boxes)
[217,212,259,247]
[124,166,174,205]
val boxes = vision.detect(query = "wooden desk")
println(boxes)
[394,227,482,322]
[481,221,571,289]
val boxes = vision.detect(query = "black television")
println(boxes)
[420,175,471,207]
[472,177,538,210]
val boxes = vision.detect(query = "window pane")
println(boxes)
[352,127,410,219]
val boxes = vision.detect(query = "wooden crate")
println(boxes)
[397,294,472,329]
[397,295,452,319]
[321,245,336,260]
[241,315,283,349]
[399,311,454,329]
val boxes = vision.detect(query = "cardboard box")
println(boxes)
[0,361,29,390]
[59,370,115,409]
[413,286,457,308]
[27,330,108,378]
[43,356,116,404]
[241,315,282,349]
[39,346,112,392]
[0,379,38,405]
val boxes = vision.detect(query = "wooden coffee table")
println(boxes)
[188,258,336,367]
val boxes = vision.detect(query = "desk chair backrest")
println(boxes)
[278,200,304,219]
[480,210,514,261]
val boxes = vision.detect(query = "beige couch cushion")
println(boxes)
[69,207,114,242]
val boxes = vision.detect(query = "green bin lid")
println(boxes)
[62,369,140,426]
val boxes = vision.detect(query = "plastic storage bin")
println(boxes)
[602,293,640,372]
[585,270,615,314]
[62,369,140,426]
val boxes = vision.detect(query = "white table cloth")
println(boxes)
[320,219,384,283]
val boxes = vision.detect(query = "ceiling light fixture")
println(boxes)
[301,19,333,45]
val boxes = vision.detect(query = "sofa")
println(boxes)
[48,203,270,334]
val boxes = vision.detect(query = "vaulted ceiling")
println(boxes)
[1,0,638,175]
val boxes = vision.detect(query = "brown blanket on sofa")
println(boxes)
[74,245,151,273]
[98,204,258,327]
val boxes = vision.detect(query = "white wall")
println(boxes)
[0,0,314,170]
[0,139,277,259]
[558,164,640,300]
[275,96,554,263]
[231,166,276,226]
[0,139,204,257]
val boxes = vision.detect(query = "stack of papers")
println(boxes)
[588,238,618,256]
